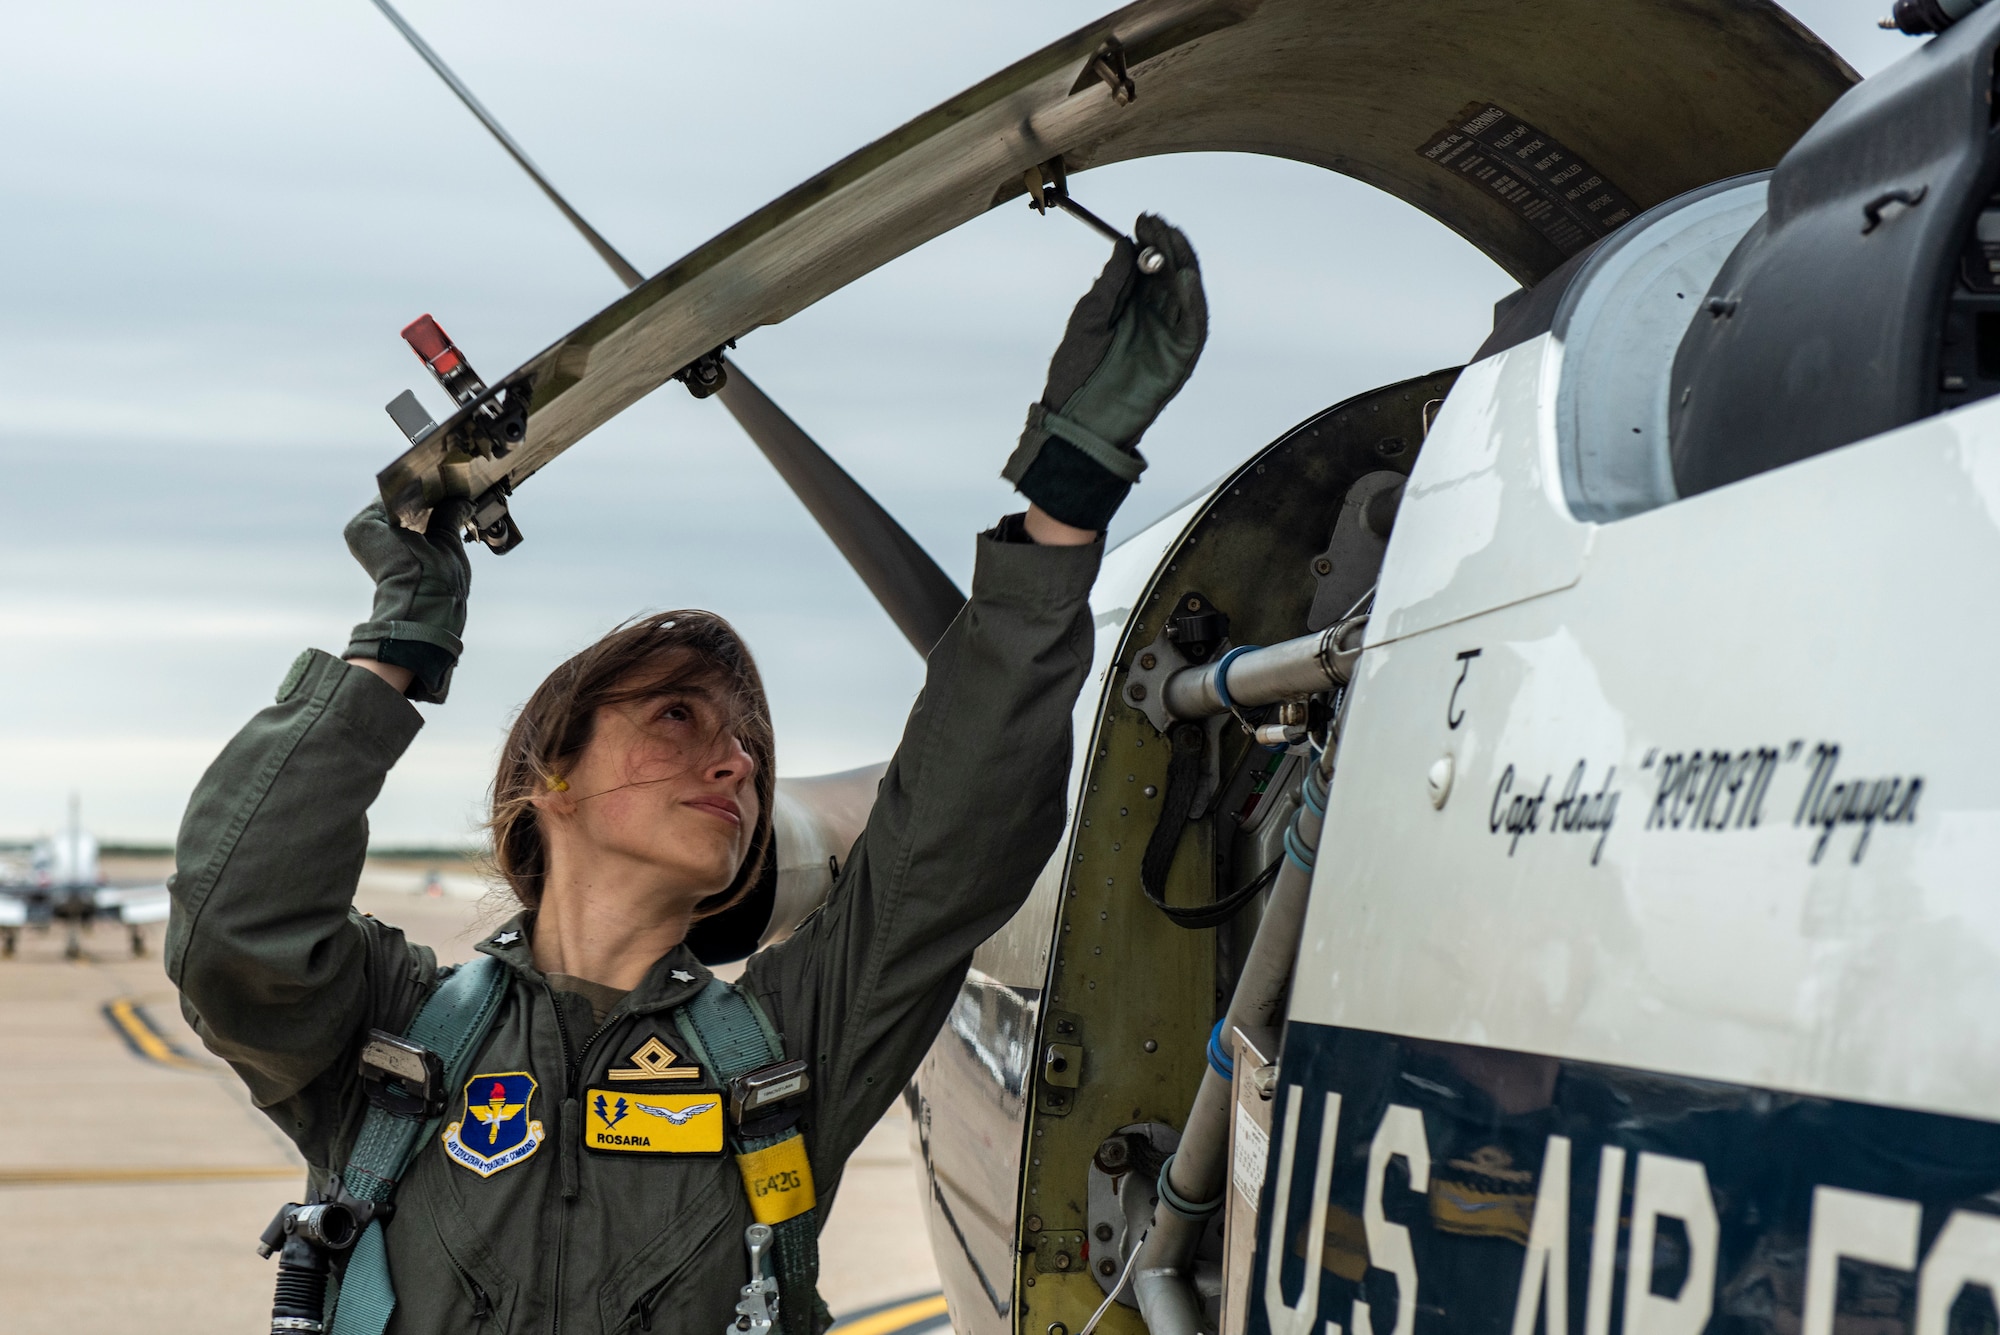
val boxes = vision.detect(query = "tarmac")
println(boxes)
[0,856,942,1333]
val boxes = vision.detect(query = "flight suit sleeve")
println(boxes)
[743,520,1100,1178]
[167,648,439,1158]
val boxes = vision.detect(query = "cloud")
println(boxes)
[0,0,1900,842]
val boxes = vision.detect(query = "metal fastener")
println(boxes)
[1027,1215,1043,1232]
[1427,754,1455,809]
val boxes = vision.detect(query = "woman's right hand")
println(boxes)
[341,497,474,703]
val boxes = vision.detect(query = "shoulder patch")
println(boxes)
[442,1072,545,1177]
[608,1035,702,1082]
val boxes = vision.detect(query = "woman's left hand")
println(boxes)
[1002,214,1208,532]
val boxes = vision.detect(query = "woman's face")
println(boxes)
[553,675,761,901]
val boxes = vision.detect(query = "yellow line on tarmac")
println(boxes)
[104,996,201,1070]
[833,1294,950,1335]
[0,1164,301,1186]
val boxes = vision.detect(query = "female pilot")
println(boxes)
[166,217,1204,1335]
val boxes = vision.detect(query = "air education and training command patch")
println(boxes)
[443,1072,546,1177]
[585,1088,725,1155]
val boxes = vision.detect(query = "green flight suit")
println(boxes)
[167,526,1101,1335]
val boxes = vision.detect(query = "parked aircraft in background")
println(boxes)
[0,796,170,960]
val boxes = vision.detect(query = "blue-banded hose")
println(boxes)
[1206,1019,1234,1080]
[1276,741,1332,875]
[1302,753,1330,817]
[1208,645,1260,713]
[1282,821,1317,875]
[1135,695,1336,1335]
[1156,1152,1224,1220]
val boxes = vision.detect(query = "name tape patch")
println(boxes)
[584,1088,724,1155]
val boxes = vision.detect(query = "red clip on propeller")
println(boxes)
[400,314,483,405]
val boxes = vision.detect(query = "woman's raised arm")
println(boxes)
[745,215,1209,1176]
[167,499,472,1158]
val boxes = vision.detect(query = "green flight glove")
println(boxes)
[1002,213,1208,530]
[341,497,473,704]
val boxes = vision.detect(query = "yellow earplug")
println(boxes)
[545,774,570,793]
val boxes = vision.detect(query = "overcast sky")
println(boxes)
[0,0,1910,846]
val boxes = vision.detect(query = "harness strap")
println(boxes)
[675,980,829,1335]
[330,954,510,1335]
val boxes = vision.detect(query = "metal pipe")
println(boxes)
[1028,173,1168,275]
[1051,193,1126,246]
[1049,195,1167,274]
[1132,740,1337,1335]
[1162,618,1363,721]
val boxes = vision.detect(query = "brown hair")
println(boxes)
[487,610,775,918]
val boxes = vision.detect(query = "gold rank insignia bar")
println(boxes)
[607,1035,702,1082]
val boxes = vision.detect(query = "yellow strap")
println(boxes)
[736,1136,816,1225]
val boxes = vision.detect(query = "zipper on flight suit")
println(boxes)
[544,982,617,1335]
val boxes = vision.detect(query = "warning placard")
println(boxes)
[1418,103,1638,255]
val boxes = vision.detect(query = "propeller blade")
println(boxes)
[714,362,965,654]
[366,0,963,655]
[367,0,642,288]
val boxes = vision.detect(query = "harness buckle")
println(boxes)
[728,1058,811,1126]
[358,1029,446,1119]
